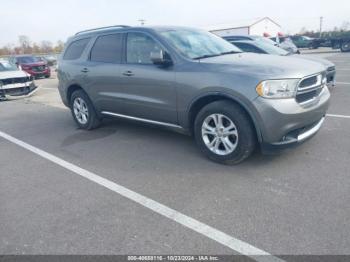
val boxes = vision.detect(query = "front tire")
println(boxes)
[194,100,256,165]
[340,41,350,52]
[70,89,101,130]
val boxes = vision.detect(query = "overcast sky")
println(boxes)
[0,0,349,46]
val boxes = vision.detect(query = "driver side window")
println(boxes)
[126,32,162,64]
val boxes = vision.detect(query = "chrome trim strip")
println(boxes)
[296,85,322,94]
[297,117,325,142]
[101,111,183,129]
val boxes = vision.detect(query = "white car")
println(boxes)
[0,59,36,99]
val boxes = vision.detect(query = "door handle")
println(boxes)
[123,70,134,77]
[81,68,89,73]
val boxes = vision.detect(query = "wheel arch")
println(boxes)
[66,84,84,105]
[187,92,263,143]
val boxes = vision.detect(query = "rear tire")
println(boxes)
[70,89,101,130]
[194,100,256,165]
[340,41,350,52]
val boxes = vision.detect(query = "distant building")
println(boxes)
[207,17,282,37]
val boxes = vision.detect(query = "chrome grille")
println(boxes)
[299,75,318,88]
[296,73,326,105]
[32,65,45,72]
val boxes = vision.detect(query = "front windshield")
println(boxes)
[253,41,289,56]
[159,29,242,59]
[0,61,18,71]
[17,56,41,64]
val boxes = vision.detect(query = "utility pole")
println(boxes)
[319,16,323,37]
[138,19,146,26]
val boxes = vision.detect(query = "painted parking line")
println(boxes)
[327,114,350,119]
[0,130,283,262]
[336,82,350,85]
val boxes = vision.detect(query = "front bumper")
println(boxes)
[253,86,330,153]
[0,82,38,100]
[261,117,325,153]
[326,69,336,90]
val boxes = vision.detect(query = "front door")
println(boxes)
[118,32,178,124]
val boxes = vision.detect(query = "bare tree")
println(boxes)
[32,43,41,54]
[53,40,65,53]
[40,41,53,53]
[340,21,350,31]
[18,35,31,54]
[299,27,307,34]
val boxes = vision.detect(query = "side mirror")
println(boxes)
[150,50,172,66]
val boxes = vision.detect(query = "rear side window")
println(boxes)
[63,38,90,60]
[234,42,264,54]
[90,34,123,63]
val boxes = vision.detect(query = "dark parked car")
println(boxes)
[58,26,330,164]
[223,35,279,47]
[290,35,315,48]
[228,40,336,89]
[223,35,300,54]
[10,55,51,78]
[37,54,58,66]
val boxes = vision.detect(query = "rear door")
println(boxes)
[83,33,125,113]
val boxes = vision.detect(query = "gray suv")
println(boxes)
[58,25,330,164]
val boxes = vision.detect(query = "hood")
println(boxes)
[0,70,29,80]
[294,55,335,69]
[198,53,326,79]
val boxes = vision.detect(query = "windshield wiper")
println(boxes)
[193,50,242,60]
[193,54,221,60]
[220,50,242,55]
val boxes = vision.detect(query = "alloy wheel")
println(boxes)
[73,97,89,125]
[201,113,239,155]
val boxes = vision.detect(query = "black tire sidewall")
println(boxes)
[194,101,255,164]
[341,42,350,52]
[70,90,99,130]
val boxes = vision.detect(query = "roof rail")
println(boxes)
[75,25,131,35]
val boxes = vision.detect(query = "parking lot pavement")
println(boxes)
[21,70,65,109]
[0,139,235,255]
[1,52,350,258]
[299,47,340,57]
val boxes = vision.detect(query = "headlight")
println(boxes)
[256,79,300,99]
